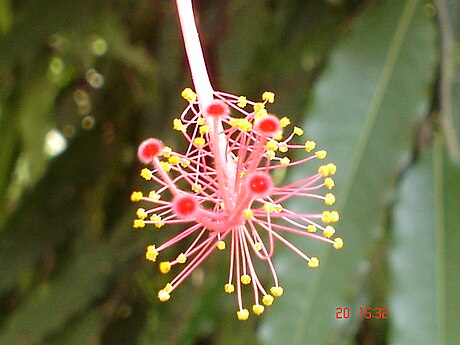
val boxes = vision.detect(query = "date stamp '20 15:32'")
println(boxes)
[336,307,389,320]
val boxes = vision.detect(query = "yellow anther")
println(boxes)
[330,211,339,222]
[197,117,206,125]
[158,289,170,302]
[130,191,143,202]
[323,225,335,238]
[293,126,304,136]
[148,191,161,200]
[220,201,226,210]
[181,88,197,102]
[266,140,278,151]
[162,146,172,158]
[241,274,251,285]
[176,253,187,264]
[230,118,252,132]
[262,295,274,306]
[163,283,173,292]
[274,204,283,213]
[262,91,275,103]
[136,208,147,219]
[159,261,171,274]
[254,242,262,251]
[278,142,288,153]
[273,132,283,141]
[168,155,180,165]
[199,125,210,134]
[149,214,161,223]
[253,304,265,315]
[263,202,275,213]
[146,245,158,262]
[173,118,187,131]
[224,283,235,293]
[237,96,247,108]
[308,257,320,268]
[133,219,145,229]
[325,177,335,189]
[155,222,164,229]
[333,237,344,250]
[266,150,276,160]
[160,161,171,173]
[304,140,316,152]
[315,150,327,159]
[194,137,206,147]
[244,209,254,219]
[324,193,336,205]
[280,157,290,165]
[270,286,284,297]
[140,168,153,180]
[237,309,249,321]
[280,117,291,127]
[322,210,340,223]
[253,102,265,112]
[180,158,190,168]
[217,241,226,250]
[191,183,202,193]
[307,225,317,233]
[255,109,268,120]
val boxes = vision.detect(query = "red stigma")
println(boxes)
[172,194,198,218]
[138,138,163,164]
[204,100,230,117]
[254,115,281,137]
[246,172,273,197]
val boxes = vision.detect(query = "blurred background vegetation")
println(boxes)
[0,0,459,344]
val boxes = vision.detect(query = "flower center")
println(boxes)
[246,172,273,197]
[172,194,198,217]
[137,138,163,164]
[254,115,281,137]
[204,100,230,117]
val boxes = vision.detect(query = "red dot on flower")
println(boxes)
[172,194,199,218]
[137,138,164,164]
[204,100,230,117]
[254,115,282,137]
[246,172,273,197]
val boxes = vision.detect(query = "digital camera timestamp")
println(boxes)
[335,307,389,320]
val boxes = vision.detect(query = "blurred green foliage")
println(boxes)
[0,0,458,345]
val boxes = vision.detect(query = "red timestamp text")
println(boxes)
[335,307,389,319]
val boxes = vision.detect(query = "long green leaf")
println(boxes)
[389,136,460,345]
[259,1,436,344]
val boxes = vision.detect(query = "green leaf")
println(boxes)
[259,0,437,344]
[389,136,460,345]
[437,0,460,163]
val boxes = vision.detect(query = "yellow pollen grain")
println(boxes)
[168,155,180,165]
[155,221,164,229]
[173,118,187,131]
[280,157,290,165]
[146,245,158,262]
[164,283,173,292]
[237,96,247,108]
[333,237,344,249]
[244,209,254,219]
[180,158,190,168]
[330,211,339,222]
[253,304,265,315]
[224,283,235,293]
[181,88,197,102]
[158,289,170,302]
[255,109,268,120]
[263,202,275,213]
[262,91,275,103]
[130,191,143,202]
[308,257,320,268]
[199,125,209,134]
[315,150,327,159]
[266,150,276,160]
[241,274,251,285]
[254,242,262,251]
[323,225,335,238]
[266,140,278,151]
[325,177,335,189]
[304,140,316,152]
[217,241,226,250]
[140,168,153,181]
[191,183,202,193]
[237,309,249,321]
[136,208,147,219]
[262,295,274,306]
[159,261,171,274]
[278,142,288,153]
[148,191,161,200]
[293,126,304,136]
[197,117,206,125]
[270,286,284,297]
[162,146,172,158]
[160,161,171,173]
[253,102,265,112]
[176,253,187,264]
[133,219,145,229]
[193,137,206,147]
[307,225,317,233]
[325,193,336,205]
[280,117,291,127]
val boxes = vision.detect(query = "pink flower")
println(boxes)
[131,89,343,320]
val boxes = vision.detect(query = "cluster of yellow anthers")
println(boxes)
[132,88,343,320]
